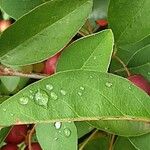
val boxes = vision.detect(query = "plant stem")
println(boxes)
[85,20,93,34]
[28,125,36,150]
[79,129,98,150]
[0,65,47,79]
[113,55,131,77]
[109,134,115,150]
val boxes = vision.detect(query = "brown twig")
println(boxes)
[109,134,115,150]
[0,65,47,79]
[79,129,98,150]
[112,55,131,77]
[85,20,93,34]
[28,125,36,150]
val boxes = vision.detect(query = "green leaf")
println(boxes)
[0,70,150,136]
[0,127,11,144]
[114,137,135,150]
[57,30,114,72]
[109,35,150,73]
[108,0,150,46]
[0,96,9,104]
[0,0,93,66]
[114,63,150,82]
[114,133,150,150]
[127,45,150,67]
[84,136,109,150]
[0,76,29,95]
[36,122,77,150]
[129,133,150,150]
[0,0,48,20]
[75,122,93,138]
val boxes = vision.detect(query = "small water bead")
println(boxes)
[29,90,33,93]
[29,95,34,99]
[78,92,82,96]
[3,108,6,112]
[34,90,49,108]
[54,137,58,141]
[10,113,14,117]
[90,75,93,79]
[50,92,58,100]
[93,56,97,60]
[64,128,71,137]
[60,90,67,96]
[19,97,29,105]
[129,86,131,89]
[80,86,84,90]
[54,122,62,129]
[105,82,112,87]
[46,84,53,91]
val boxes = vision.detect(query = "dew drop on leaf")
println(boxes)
[60,89,67,96]
[34,89,49,108]
[46,84,53,91]
[29,95,34,99]
[80,86,84,90]
[54,137,58,141]
[64,128,71,137]
[90,75,93,78]
[10,113,14,116]
[29,90,33,93]
[129,86,132,90]
[105,82,112,87]
[50,92,58,100]
[54,122,62,129]
[93,56,97,60]
[3,108,6,112]
[19,97,29,105]
[78,92,82,96]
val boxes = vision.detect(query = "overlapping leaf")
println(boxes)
[0,70,150,136]
[36,122,77,150]
[57,30,114,72]
[0,0,93,66]
[0,0,48,20]
[114,133,150,150]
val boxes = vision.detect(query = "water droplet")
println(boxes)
[80,86,84,90]
[29,95,34,99]
[93,56,97,60]
[46,84,53,91]
[34,90,49,108]
[90,75,93,78]
[129,86,132,90]
[64,128,71,137]
[105,82,112,87]
[54,122,62,129]
[50,92,58,100]
[60,89,66,96]
[54,137,58,141]
[78,92,82,96]
[29,90,33,93]
[3,108,6,112]
[10,113,14,117]
[19,97,29,105]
